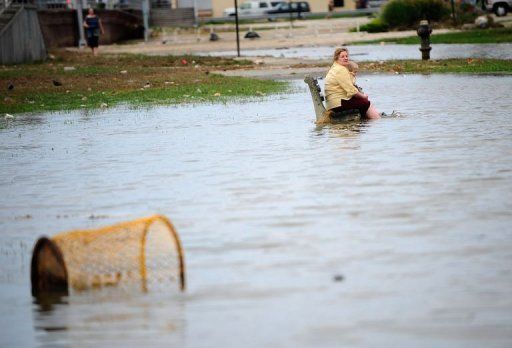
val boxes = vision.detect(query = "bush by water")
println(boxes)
[381,0,450,29]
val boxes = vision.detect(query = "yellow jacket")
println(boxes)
[324,63,359,110]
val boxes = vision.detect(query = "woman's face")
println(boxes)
[88,8,94,15]
[337,51,349,66]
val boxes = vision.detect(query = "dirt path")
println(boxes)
[98,18,451,57]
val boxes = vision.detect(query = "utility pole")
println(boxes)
[75,0,86,48]
[234,0,240,57]
[142,0,150,42]
[288,0,293,37]
[450,0,457,26]
[193,0,198,25]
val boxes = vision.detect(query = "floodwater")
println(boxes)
[207,43,512,60]
[1,74,512,347]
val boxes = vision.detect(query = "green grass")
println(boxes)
[360,58,512,74]
[350,27,512,44]
[0,51,289,115]
[0,74,289,114]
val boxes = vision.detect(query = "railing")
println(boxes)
[29,0,170,10]
[2,0,184,12]
[0,0,32,16]
[201,8,379,23]
[0,0,14,15]
[25,0,143,10]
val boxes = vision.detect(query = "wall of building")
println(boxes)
[38,9,143,48]
[0,6,47,64]
[211,0,232,17]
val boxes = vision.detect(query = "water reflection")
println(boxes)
[0,115,45,129]
[33,294,69,313]
[314,119,372,138]
[31,290,187,346]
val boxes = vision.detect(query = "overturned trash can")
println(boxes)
[31,215,186,297]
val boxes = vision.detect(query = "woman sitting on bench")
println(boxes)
[324,47,381,119]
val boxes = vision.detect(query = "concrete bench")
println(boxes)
[304,75,362,123]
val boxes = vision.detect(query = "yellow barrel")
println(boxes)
[31,215,185,296]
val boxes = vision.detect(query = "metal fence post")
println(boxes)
[142,0,149,42]
[75,0,86,48]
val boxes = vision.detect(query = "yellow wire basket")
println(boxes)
[31,215,185,296]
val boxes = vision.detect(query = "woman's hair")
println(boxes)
[333,47,349,62]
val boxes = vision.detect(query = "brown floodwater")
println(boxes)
[1,74,511,347]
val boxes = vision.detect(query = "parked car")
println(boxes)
[223,1,284,17]
[368,0,387,8]
[485,0,511,15]
[266,1,311,20]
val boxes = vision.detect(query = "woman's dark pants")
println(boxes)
[332,96,370,117]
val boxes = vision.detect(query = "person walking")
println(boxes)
[83,8,105,56]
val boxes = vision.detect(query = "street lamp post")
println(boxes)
[234,0,240,57]
[74,0,86,48]
[450,0,457,26]
[193,0,198,25]
[142,0,150,42]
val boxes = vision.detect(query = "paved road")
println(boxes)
[99,17,438,56]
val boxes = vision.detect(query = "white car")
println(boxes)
[368,0,387,8]
[223,1,284,17]
[485,0,511,16]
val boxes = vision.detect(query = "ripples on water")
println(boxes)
[0,74,511,347]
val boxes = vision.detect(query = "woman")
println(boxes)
[324,47,380,119]
[83,8,105,56]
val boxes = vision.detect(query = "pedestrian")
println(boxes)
[83,8,105,56]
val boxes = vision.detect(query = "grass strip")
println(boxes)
[350,27,512,45]
[1,52,288,114]
[358,58,512,74]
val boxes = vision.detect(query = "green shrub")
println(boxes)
[414,0,450,21]
[380,0,450,29]
[381,0,416,28]
[358,18,389,33]
[455,2,480,24]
